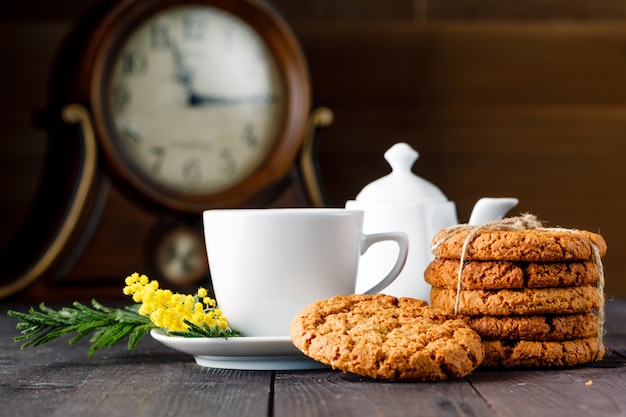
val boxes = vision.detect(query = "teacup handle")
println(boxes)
[360,232,409,294]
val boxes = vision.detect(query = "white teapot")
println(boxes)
[346,142,518,301]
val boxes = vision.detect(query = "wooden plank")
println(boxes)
[272,0,416,22]
[425,0,626,20]
[273,370,496,417]
[1,306,272,417]
[302,23,626,214]
[469,364,626,417]
[0,0,622,22]
[300,22,626,106]
[45,364,271,417]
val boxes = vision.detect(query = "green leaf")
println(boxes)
[7,300,156,356]
[128,324,155,350]
[168,319,241,338]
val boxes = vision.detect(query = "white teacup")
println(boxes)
[202,208,408,337]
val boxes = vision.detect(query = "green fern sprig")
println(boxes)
[7,300,156,357]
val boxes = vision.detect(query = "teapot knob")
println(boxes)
[353,142,447,203]
[384,143,418,175]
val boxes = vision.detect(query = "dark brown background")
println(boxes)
[1,0,625,301]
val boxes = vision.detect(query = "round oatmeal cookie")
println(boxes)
[289,294,484,381]
[424,259,599,290]
[481,337,604,368]
[431,228,607,261]
[462,313,599,341]
[430,285,600,316]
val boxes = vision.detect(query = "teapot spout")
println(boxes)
[468,197,519,225]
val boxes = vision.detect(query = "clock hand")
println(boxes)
[168,38,194,91]
[167,39,271,107]
[167,38,276,107]
[188,93,276,106]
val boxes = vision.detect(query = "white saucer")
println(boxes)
[150,329,327,370]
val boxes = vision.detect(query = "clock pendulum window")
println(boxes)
[0,0,332,299]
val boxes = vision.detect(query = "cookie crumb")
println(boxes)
[586,380,593,386]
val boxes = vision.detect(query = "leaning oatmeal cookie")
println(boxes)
[431,228,607,262]
[424,259,599,290]
[462,313,599,341]
[430,285,600,316]
[481,338,604,368]
[290,294,484,381]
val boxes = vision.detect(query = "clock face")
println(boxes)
[105,5,285,195]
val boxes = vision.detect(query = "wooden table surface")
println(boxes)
[2,300,626,417]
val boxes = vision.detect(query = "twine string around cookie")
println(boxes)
[590,241,606,359]
[430,213,606,361]
[430,213,543,315]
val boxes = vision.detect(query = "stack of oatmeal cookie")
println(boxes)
[425,220,607,368]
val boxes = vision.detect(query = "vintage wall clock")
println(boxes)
[0,0,331,298]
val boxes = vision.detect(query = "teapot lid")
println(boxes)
[355,143,448,203]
